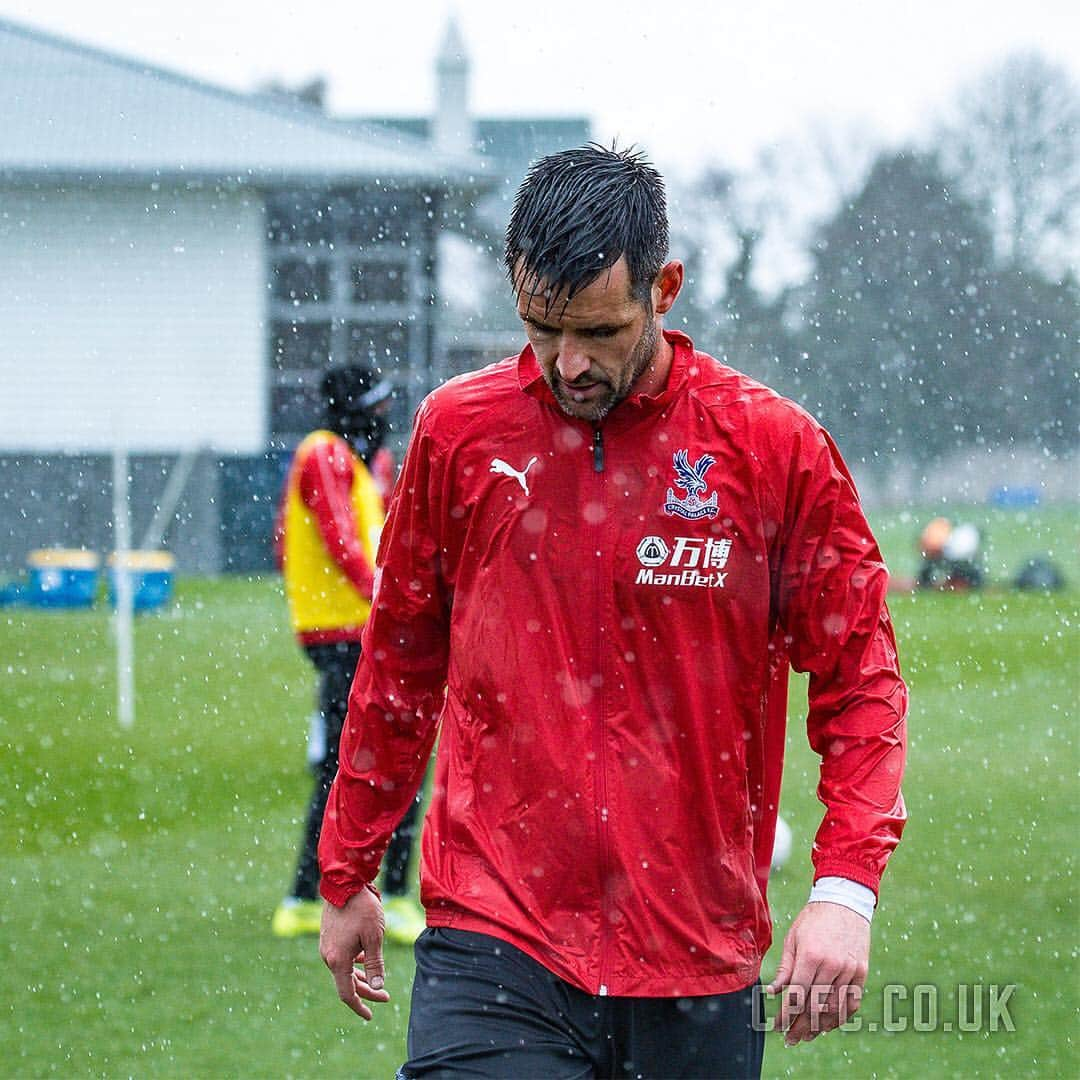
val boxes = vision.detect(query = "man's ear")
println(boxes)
[652,261,684,315]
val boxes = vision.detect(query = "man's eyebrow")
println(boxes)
[520,313,559,332]
[520,313,629,334]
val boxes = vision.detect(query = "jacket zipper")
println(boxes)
[591,424,611,994]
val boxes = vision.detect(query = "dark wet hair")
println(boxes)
[321,366,393,462]
[321,365,388,429]
[504,143,668,311]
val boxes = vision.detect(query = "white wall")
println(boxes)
[0,183,266,453]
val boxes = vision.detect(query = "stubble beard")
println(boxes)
[551,316,658,424]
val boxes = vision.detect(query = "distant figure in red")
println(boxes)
[271,365,424,945]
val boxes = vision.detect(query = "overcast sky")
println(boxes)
[3,0,1079,177]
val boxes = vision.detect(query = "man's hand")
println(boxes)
[767,901,870,1046]
[319,887,391,1021]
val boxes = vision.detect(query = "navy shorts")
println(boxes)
[399,928,764,1079]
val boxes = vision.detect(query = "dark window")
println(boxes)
[347,321,408,365]
[342,189,417,246]
[270,321,332,371]
[272,259,331,303]
[352,263,409,303]
[266,192,333,246]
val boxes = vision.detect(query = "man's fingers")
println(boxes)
[813,957,864,1031]
[809,981,843,1037]
[321,890,390,1021]
[771,902,872,1045]
[784,1009,813,1045]
[839,981,863,1025]
[362,938,386,991]
[352,969,390,1005]
[325,960,390,1021]
[765,934,795,995]
[351,958,392,1003]
[783,977,860,1044]
[328,956,371,1020]
[776,952,823,1036]
[782,983,831,1045]
[347,986,374,1022]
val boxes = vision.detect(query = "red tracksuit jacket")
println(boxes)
[320,331,907,997]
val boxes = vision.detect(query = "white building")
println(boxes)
[0,16,482,571]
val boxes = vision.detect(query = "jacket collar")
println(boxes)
[517,330,695,420]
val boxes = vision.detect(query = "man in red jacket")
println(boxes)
[318,146,907,1077]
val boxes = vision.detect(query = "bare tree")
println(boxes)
[939,53,1080,278]
[801,149,997,468]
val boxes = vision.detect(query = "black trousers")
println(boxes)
[401,929,765,1080]
[290,640,421,901]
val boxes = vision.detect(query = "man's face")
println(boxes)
[516,257,658,423]
[338,397,391,456]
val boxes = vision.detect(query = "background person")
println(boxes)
[271,364,425,944]
[917,516,984,590]
[318,146,908,1077]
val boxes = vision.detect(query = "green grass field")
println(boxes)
[2,505,1076,1078]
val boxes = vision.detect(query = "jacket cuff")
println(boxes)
[812,858,881,897]
[319,879,381,908]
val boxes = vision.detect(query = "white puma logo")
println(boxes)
[490,456,539,496]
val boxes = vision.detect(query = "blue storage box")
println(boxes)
[26,549,101,608]
[108,551,176,612]
[989,485,1040,509]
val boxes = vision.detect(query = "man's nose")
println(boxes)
[555,341,591,382]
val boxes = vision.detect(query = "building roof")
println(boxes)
[365,116,591,181]
[0,16,479,185]
[475,119,592,170]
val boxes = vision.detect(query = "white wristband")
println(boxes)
[808,876,876,923]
